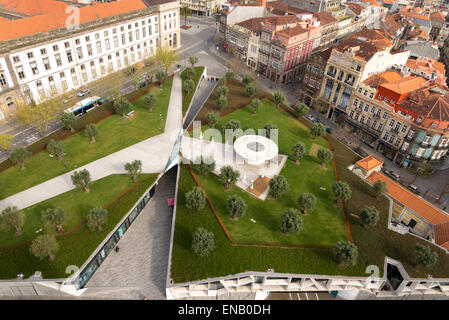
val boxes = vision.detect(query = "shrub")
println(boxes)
[280,208,302,234]
[358,206,379,227]
[155,70,168,85]
[191,227,215,256]
[269,175,289,199]
[333,241,358,266]
[185,186,206,211]
[415,243,438,267]
[227,195,247,220]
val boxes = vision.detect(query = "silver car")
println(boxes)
[77,89,90,97]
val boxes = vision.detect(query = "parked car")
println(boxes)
[305,114,315,121]
[77,89,90,97]
[408,184,419,193]
[383,169,400,181]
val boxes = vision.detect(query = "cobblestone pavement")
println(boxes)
[83,168,177,300]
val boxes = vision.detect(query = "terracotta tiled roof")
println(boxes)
[266,1,310,15]
[355,155,383,171]
[430,11,446,22]
[313,11,338,25]
[359,0,383,7]
[0,0,68,15]
[345,2,366,15]
[236,17,274,32]
[382,13,408,38]
[380,76,428,94]
[350,28,393,47]
[276,25,309,37]
[398,87,449,124]
[319,47,332,61]
[0,0,150,41]
[381,0,396,4]
[435,222,449,249]
[366,171,449,225]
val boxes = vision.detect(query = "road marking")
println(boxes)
[305,292,309,300]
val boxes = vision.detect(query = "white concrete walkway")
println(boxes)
[0,73,183,211]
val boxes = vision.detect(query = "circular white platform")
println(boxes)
[234,135,278,165]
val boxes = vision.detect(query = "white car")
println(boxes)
[77,89,90,97]
[305,114,315,121]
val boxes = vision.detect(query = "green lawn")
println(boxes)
[331,136,449,278]
[181,66,205,117]
[191,100,348,247]
[0,173,158,279]
[0,78,172,200]
[170,164,366,283]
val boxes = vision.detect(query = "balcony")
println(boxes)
[373,113,381,119]
[345,79,355,86]
[327,70,336,77]
[390,127,400,134]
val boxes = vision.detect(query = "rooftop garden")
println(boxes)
[0,78,172,199]
[0,173,158,279]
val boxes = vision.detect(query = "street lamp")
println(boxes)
[159,113,162,131]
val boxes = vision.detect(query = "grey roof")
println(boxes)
[405,42,440,60]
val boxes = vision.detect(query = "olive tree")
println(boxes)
[144,93,158,112]
[291,142,306,165]
[251,98,262,114]
[9,146,32,170]
[86,124,98,143]
[333,241,358,266]
[242,74,254,85]
[189,56,199,67]
[0,206,25,236]
[124,159,142,181]
[193,155,215,176]
[227,195,247,220]
[332,181,352,205]
[218,166,240,189]
[41,208,68,232]
[206,112,219,128]
[60,112,77,132]
[358,206,379,227]
[273,90,286,109]
[269,175,289,199]
[372,180,388,198]
[185,186,206,212]
[317,148,333,168]
[191,227,215,256]
[184,79,195,95]
[184,66,195,80]
[30,234,59,261]
[225,70,235,81]
[262,123,278,139]
[310,122,326,140]
[113,97,132,117]
[47,139,65,161]
[71,169,91,193]
[216,85,228,97]
[216,95,228,111]
[224,119,241,131]
[293,103,309,118]
[280,208,302,234]
[297,193,317,214]
[155,70,168,86]
[86,207,108,231]
[245,83,258,99]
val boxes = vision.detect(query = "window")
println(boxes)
[121,34,126,45]
[401,125,407,133]
[384,97,389,102]
[75,38,80,45]
[395,137,401,146]
[382,112,387,119]
[371,106,375,113]
[364,104,369,112]
[378,124,383,131]
[416,116,423,123]
[0,73,6,86]
[378,94,383,99]
[401,141,409,151]
[85,36,90,42]
[369,92,374,99]
[13,56,20,63]
[391,100,396,104]
[384,132,389,140]
[16,66,25,79]
[27,52,34,59]
[423,135,432,145]
[65,41,70,48]
[96,41,102,53]
[43,57,50,70]
[53,45,59,52]
[67,51,73,62]
[416,147,426,158]
[364,90,368,96]
[87,44,93,56]
[40,48,47,55]
[407,130,415,139]
[104,30,109,37]
[105,39,110,50]
[30,62,38,75]
[389,119,395,127]
[76,47,83,59]
[95,33,100,40]
[358,87,362,93]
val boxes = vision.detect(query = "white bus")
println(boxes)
[64,96,103,117]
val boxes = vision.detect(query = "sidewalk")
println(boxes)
[0,72,183,211]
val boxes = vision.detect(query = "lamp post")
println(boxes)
[159,113,162,131]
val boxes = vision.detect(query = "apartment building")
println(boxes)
[179,0,222,16]
[344,59,449,166]
[0,0,180,120]
[317,28,409,117]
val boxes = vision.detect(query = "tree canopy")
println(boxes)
[280,208,302,234]
[415,243,438,267]
[297,193,317,214]
[332,181,352,204]
[191,227,215,256]
[291,142,306,165]
[218,166,240,189]
[87,207,108,231]
[269,175,289,199]
[29,234,59,261]
[9,146,32,170]
[227,195,247,220]
[273,91,286,109]
[71,169,91,193]
[310,122,326,140]
[185,186,206,212]
[333,241,358,266]
[317,148,333,167]
[293,103,309,118]
[0,206,25,236]
[358,205,379,227]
